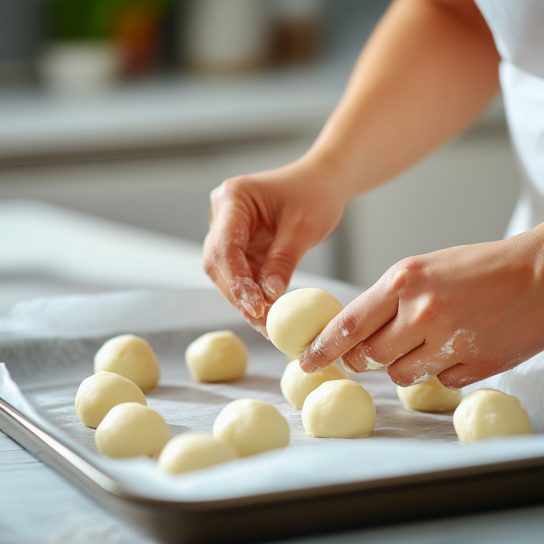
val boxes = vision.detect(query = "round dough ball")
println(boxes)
[453,388,532,443]
[75,371,147,428]
[157,433,237,475]
[213,399,290,457]
[281,359,349,409]
[95,402,170,458]
[94,334,160,391]
[185,330,247,383]
[302,379,375,438]
[397,377,461,413]
[266,288,343,359]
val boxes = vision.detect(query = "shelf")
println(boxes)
[0,62,352,163]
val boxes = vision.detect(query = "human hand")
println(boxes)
[203,156,348,336]
[299,231,544,388]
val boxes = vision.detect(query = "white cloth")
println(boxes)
[475,0,544,237]
[501,62,544,237]
[465,352,544,433]
[464,2,544,417]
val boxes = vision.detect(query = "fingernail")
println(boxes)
[263,274,285,299]
[241,300,258,318]
[254,302,266,319]
[240,294,266,319]
[340,358,358,374]
[299,360,317,374]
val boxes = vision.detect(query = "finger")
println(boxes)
[203,232,232,299]
[258,221,312,303]
[206,259,269,338]
[388,328,482,386]
[437,355,507,390]
[220,276,269,337]
[204,211,267,320]
[299,282,399,373]
[204,232,268,336]
[436,364,484,389]
[387,341,461,387]
[341,316,426,373]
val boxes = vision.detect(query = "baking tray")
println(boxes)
[2,289,544,543]
[4,393,544,544]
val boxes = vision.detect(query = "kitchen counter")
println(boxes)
[0,67,345,163]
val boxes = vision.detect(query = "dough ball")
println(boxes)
[302,379,375,438]
[397,377,461,413]
[75,371,147,429]
[453,388,532,443]
[281,359,349,409]
[185,330,247,383]
[266,288,343,359]
[157,433,237,475]
[94,334,160,391]
[95,402,170,458]
[213,399,290,457]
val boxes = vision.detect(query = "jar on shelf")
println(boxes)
[181,0,271,74]
[273,0,323,65]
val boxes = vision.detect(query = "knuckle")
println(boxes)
[221,176,249,197]
[385,257,424,294]
[336,310,360,339]
[202,254,214,277]
[209,185,221,204]
[268,246,300,270]
[341,347,366,373]
[210,176,249,205]
[387,364,412,387]
[436,373,462,390]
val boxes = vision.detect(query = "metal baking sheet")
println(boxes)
[2,288,544,543]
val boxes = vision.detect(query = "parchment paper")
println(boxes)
[2,288,544,503]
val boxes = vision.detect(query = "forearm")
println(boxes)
[306,0,500,199]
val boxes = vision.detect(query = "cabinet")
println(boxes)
[342,125,521,287]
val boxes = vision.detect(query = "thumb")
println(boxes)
[259,223,314,303]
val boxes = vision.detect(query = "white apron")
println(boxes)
[476,0,544,236]
[461,1,544,430]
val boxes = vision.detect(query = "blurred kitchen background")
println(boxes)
[0,0,521,299]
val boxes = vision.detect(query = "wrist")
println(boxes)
[300,139,365,202]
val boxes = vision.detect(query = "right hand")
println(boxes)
[203,156,348,336]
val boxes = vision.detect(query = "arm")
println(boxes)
[299,2,544,387]
[203,0,500,332]
[308,0,500,198]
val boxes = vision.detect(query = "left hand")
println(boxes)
[299,228,544,389]
[203,156,348,337]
